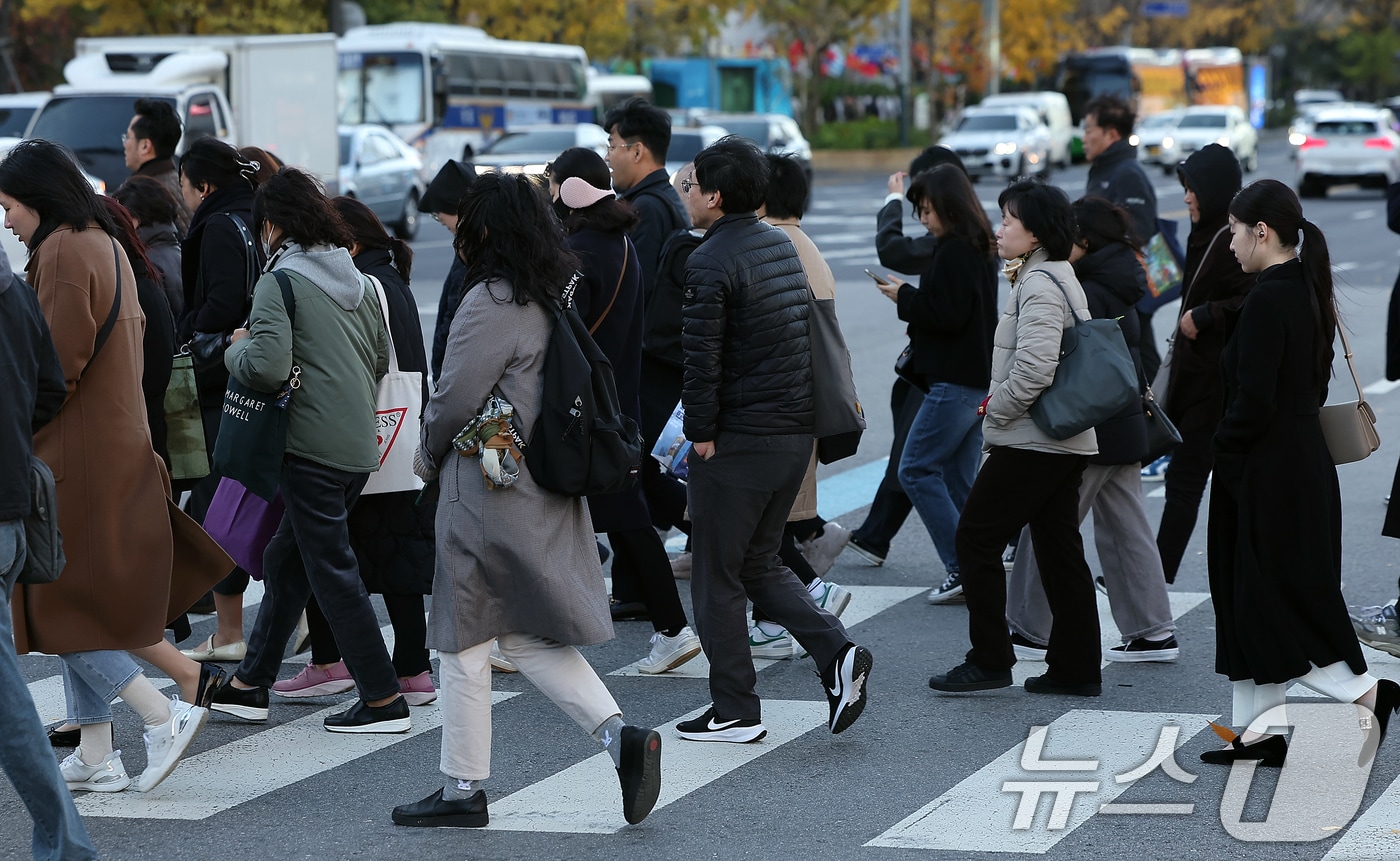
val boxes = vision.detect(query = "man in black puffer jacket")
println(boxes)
[675,137,872,744]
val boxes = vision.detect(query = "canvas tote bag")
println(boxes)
[362,275,425,495]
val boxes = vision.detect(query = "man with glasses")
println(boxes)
[602,98,694,620]
[120,98,189,231]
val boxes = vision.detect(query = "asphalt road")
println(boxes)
[7,133,1400,861]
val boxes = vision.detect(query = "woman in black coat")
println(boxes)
[174,138,260,661]
[546,147,701,675]
[1202,179,1399,768]
[280,197,438,705]
[115,175,186,318]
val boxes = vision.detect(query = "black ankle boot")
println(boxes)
[1199,733,1287,768]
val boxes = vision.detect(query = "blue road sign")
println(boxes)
[1143,1,1189,16]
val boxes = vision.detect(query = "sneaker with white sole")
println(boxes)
[61,749,131,792]
[1011,632,1047,662]
[845,536,886,566]
[927,571,964,604]
[490,641,518,673]
[1105,636,1180,663]
[809,579,853,618]
[272,661,356,698]
[748,622,793,659]
[675,705,767,743]
[636,627,702,674]
[823,643,873,733]
[135,697,208,792]
[801,522,852,577]
[1002,543,1018,573]
[1352,601,1400,658]
[1094,575,1108,596]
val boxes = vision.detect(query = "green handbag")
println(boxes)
[164,348,210,481]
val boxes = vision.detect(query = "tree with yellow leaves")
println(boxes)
[928,0,1084,94]
[19,0,324,35]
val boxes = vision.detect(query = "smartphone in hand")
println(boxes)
[864,268,890,286]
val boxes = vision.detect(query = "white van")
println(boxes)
[978,91,1073,168]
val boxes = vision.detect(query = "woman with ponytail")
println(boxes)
[1201,178,1399,768]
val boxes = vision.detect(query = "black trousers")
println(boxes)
[608,526,689,633]
[307,591,430,679]
[955,447,1100,684]
[1156,420,1214,583]
[852,378,921,556]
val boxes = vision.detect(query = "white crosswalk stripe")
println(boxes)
[867,709,1216,852]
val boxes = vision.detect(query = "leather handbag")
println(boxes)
[1026,273,1140,440]
[19,456,65,585]
[164,348,210,481]
[1142,383,1182,462]
[362,275,425,495]
[1320,320,1380,464]
[188,213,257,390]
[894,342,929,394]
[212,271,298,501]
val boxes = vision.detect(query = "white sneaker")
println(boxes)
[135,697,208,792]
[636,626,703,674]
[801,522,852,577]
[490,641,518,673]
[749,622,793,659]
[61,749,131,793]
[809,579,853,618]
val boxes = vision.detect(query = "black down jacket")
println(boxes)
[681,212,813,441]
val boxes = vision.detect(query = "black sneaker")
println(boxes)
[324,696,411,734]
[822,643,873,733]
[846,535,886,567]
[392,788,489,828]
[927,571,964,604]
[1024,673,1101,697]
[676,705,767,743]
[1010,632,1047,662]
[609,599,651,622]
[1105,635,1180,663]
[209,680,269,722]
[928,660,1012,692]
[617,725,662,824]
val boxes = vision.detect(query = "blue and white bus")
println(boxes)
[337,22,592,177]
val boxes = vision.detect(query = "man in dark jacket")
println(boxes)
[121,97,189,232]
[0,248,100,860]
[1156,143,1253,583]
[675,137,871,744]
[420,159,475,380]
[1084,95,1164,381]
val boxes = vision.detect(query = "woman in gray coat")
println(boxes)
[392,172,661,829]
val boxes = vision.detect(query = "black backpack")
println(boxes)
[523,273,644,497]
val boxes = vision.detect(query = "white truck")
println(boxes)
[27,33,340,193]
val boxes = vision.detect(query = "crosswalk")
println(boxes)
[13,460,1400,859]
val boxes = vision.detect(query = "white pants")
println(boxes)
[1233,660,1378,732]
[439,631,621,780]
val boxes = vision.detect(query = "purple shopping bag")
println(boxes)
[202,477,285,581]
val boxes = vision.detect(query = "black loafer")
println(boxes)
[46,721,112,748]
[617,725,662,824]
[197,663,228,710]
[324,696,411,734]
[1024,673,1101,697]
[609,600,651,622]
[210,680,270,722]
[392,788,489,828]
[1200,733,1287,768]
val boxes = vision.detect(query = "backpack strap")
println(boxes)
[90,238,122,366]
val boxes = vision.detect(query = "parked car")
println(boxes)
[691,112,813,184]
[0,92,49,138]
[338,124,425,240]
[1158,105,1258,172]
[665,124,728,177]
[977,92,1074,168]
[1295,105,1400,198]
[1133,109,1184,172]
[471,123,609,177]
[939,106,1052,182]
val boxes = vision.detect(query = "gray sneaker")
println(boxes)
[801,522,852,578]
[1352,601,1400,657]
[61,749,131,793]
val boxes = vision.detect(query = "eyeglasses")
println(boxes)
[680,177,698,194]
[606,141,640,154]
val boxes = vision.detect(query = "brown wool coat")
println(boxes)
[12,225,232,655]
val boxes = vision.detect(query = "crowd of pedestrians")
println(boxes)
[1,90,1398,858]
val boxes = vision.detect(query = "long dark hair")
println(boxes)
[179,136,258,195]
[907,164,993,257]
[454,172,578,306]
[333,195,413,282]
[239,146,284,187]
[101,196,161,286]
[546,147,637,235]
[0,139,117,249]
[1070,196,1139,255]
[1229,178,1335,383]
[112,175,181,228]
[253,168,353,248]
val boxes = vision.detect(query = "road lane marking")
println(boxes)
[866,709,1215,852]
[485,699,826,833]
[1322,769,1400,858]
[1363,379,1400,396]
[74,692,519,820]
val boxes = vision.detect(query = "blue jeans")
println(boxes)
[0,520,100,860]
[60,651,142,725]
[897,382,985,575]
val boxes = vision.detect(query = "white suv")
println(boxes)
[1295,106,1400,197]
[939,106,1052,182]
